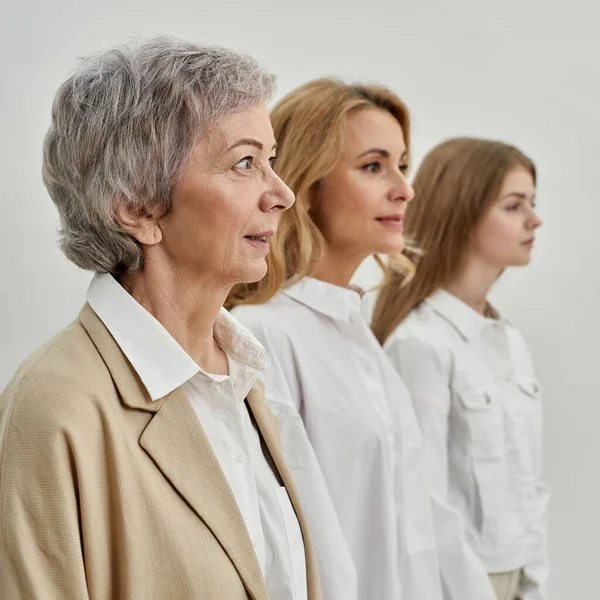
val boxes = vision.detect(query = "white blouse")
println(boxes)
[384,289,550,600]
[233,277,485,600]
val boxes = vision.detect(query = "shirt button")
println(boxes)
[235,451,243,463]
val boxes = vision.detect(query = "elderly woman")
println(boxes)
[0,38,320,600]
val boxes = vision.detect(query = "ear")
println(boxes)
[115,202,163,246]
[307,180,321,214]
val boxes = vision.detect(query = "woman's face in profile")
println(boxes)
[158,102,295,285]
[310,107,414,258]
[471,166,541,269]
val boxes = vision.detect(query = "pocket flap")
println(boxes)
[456,388,493,410]
[517,378,542,399]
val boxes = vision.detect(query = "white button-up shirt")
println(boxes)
[87,273,308,600]
[384,289,550,600]
[233,277,448,600]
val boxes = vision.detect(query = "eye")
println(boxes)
[506,203,520,211]
[235,156,253,170]
[268,156,276,169]
[399,164,409,175]
[363,162,381,173]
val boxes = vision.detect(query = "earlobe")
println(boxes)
[115,202,163,246]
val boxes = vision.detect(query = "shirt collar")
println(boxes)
[282,276,370,322]
[87,273,270,402]
[425,288,505,341]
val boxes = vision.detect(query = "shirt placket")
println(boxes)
[351,314,396,491]
[212,378,266,572]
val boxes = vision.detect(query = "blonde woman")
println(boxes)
[228,80,496,600]
[373,138,549,600]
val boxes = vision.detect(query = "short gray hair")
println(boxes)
[42,36,276,273]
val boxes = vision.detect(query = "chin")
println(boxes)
[503,255,531,268]
[237,261,268,284]
[515,250,533,266]
[376,240,405,255]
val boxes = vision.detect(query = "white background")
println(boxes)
[1,0,597,595]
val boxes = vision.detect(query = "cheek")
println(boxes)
[167,186,252,260]
[318,179,380,236]
[491,218,523,245]
[476,215,522,257]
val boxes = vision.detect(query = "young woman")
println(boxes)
[372,137,549,600]
[228,80,496,600]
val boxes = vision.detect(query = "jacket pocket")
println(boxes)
[456,387,504,461]
[455,387,506,524]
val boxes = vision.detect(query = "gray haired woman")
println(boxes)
[0,37,320,600]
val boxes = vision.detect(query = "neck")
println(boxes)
[119,251,230,374]
[311,245,367,288]
[444,256,502,316]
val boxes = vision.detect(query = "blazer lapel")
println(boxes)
[79,303,268,600]
[246,382,321,599]
[140,389,267,600]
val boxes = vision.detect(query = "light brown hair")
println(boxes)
[226,78,413,309]
[372,137,536,344]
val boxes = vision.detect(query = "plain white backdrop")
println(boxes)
[1,0,597,595]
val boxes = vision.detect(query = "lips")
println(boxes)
[376,214,403,223]
[243,230,274,252]
[376,214,404,229]
[244,230,274,241]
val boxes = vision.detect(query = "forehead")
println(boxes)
[343,107,406,154]
[500,166,535,196]
[199,102,275,151]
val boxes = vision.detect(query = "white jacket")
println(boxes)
[385,289,551,600]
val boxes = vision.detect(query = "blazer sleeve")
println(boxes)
[0,374,90,600]
[385,335,497,600]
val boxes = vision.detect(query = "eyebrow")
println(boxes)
[503,192,536,201]
[227,138,278,152]
[357,148,408,161]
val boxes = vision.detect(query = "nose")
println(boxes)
[389,170,415,204]
[260,170,295,213]
[528,208,543,230]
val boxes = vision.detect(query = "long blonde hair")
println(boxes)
[226,78,413,309]
[372,137,536,345]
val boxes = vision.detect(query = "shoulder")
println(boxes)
[0,319,115,445]
[385,302,456,360]
[232,293,315,345]
[504,322,536,370]
[385,331,454,378]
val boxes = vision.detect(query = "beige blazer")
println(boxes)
[0,304,321,600]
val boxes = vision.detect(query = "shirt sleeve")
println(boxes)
[246,322,358,600]
[520,377,551,597]
[385,335,497,600]
[0,379,91,599]
[519,480,551,600]
[511,330,551,600]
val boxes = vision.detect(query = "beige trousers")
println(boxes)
[489,570,523,600]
